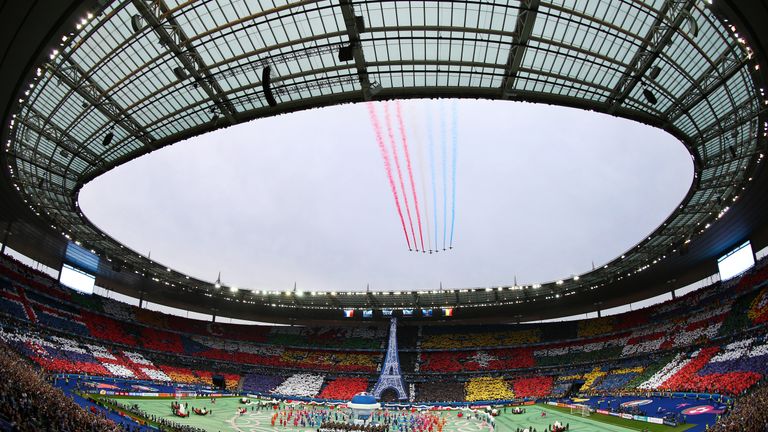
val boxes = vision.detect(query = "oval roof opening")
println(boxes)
[80,99,693,292]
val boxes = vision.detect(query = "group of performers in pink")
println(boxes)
[270,405,350,428]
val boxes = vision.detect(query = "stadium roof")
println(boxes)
[0,0,767,323]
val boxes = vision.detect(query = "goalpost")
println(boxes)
[569,404,591,417]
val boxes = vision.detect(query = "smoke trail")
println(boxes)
[426,103,439,252]
[395,101,425,253]
[411,103,432,253]
[440,101,447,250]
[384,101,418,251]
[367,103,411,250]
[449,101,457,248]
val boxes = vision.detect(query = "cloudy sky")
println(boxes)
[79,99,693,293]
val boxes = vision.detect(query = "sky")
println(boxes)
[79,99,694,293]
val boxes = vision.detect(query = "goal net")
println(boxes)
[569,404,590,417]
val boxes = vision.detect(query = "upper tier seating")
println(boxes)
[420,326,540,349]
[420,348,534,372]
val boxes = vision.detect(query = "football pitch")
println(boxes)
[119,397,681,432]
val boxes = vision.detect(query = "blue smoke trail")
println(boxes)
[449,101,457,248]
[427,103,438,251]
[440,101,447,250]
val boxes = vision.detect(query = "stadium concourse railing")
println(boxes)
[0,253,766,399]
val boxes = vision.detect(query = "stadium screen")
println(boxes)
[59,264,96,294]
[442,308,454,317]
[421,309,433,317]
[402,309,414,317]
[343,309,355,318]
[382,309,393,317]
[64,241,99,273]
[717,241,755,281]
[362,310,373,318]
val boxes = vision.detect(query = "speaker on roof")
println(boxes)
[338,44,354,62]
[262,66,277,107]
[101,130,114,147]
[130,15,143,33]
[172,67,187,81]
[355,15,366,32]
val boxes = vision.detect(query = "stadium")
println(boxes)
[1,0,768,431]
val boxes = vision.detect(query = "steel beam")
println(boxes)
[132,0,237,123]
[45,58,154,148]
[502,0,540,96]
[607,0,695,112]
[339,0,379,99]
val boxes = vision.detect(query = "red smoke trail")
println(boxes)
[395,101,425,253]
[384,101,418,251]
[367,103,411,250]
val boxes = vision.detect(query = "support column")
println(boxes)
[0,220,12,255]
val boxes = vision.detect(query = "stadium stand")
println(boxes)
[509,376,554,398]
[0,342,125,431]
[464,377,514,401]
[0,254,767,405]
[414,382,465,403]
[318,377,370,400]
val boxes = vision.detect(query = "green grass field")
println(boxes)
[111,397,691,432]
[541,405,693,432]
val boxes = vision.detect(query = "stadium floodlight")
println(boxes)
[214,272,221,288]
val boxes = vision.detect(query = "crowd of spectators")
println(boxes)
[0,342,124,431]
[272,373,325,398]
[318,377,370,400]
[710,380,768,432]
[464,377,514,401]
[414,382,465,402]
[420,348,534,372]
[420,328,540,349]
[510,376,554,398]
